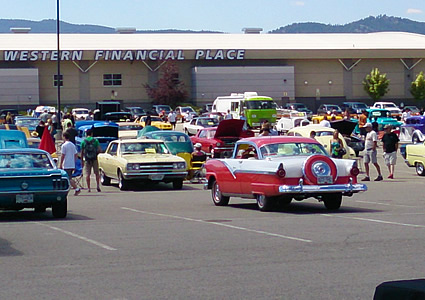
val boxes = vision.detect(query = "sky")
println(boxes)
[2,0,425,33]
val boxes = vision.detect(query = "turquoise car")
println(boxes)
[0,148,70,218]
[355,108,403,133]
[138,129,194,155]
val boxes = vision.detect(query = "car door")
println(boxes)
[102,142,119,178]
[233,143,260,196]
[188,119,197,135]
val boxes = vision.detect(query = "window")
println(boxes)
[53,75,63,87]
[103,74,122,86]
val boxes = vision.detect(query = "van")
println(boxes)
[212,92,277,128]
[0,130,28,149]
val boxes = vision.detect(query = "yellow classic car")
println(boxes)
[98,139,187,190]
[135,116,172,130]
[286,125,356,159]
[405,142,425,176]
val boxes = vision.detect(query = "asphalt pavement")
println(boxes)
[0,147,424,299]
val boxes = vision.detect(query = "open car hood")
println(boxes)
[330,119,357,136]
[92,126,119,138]
[214,119,245,139]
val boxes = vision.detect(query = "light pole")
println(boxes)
[56,0,61,127]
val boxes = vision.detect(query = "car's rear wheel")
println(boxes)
[118,171,130,190]
[173,179,183,190]
[100,169,111,186]
[52,198,67,218]
[323,193,343,210]
[211,180,229,206]
[416,162,425,176]
[256,194,274,212]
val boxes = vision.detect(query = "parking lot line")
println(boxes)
[354,200,418,208]
[35,222,117,251]
[321,214,425,228]
[121,207,312,243]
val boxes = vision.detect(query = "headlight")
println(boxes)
[127,163,140,170]
[173,162,186,169]
[311,161,331,177]
[251,114,257,118]
[272,114,277,118]
[216,142,221,146]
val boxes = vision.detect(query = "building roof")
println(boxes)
[1,32,425,51]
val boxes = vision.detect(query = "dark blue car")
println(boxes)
[75,121,119,153]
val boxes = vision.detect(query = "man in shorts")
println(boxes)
[362,123,383,181]
[59,131,81,195]
[382,124,399,179]
[81,129,102,192]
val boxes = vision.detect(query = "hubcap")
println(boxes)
[418,164,424,174]
[257,195,265,207]
[213,182,221,202]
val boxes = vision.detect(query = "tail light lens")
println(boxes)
[350,166,360,176]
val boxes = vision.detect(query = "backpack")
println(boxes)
[83,138,98,161]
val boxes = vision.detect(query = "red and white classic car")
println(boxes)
[204,136,367,211]
[190,119,254,158]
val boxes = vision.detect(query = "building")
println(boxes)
[0,31,425,111]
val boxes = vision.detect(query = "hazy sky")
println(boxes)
[2,0,425,33]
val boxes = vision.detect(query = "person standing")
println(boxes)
[64,122,78,145]
[362,123,383,181]
[168,110,177,130]
[60,132,81,195]
[358,110,368,137]
[330,130,344,158]
[145,112,152,126]
[225,109,233,119]
[382,125,399,179]
[81,128,102,192]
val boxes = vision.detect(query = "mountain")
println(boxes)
[0,19,220,34]
[270,15,425,34]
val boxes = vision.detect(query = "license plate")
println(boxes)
[317,176,333,184]
[149,174,164,181]
[16,194,34,204]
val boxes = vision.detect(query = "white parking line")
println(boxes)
[121,207,312,243]
[36,222,117,251]
[354,200,418,208]
[321,214,425,228]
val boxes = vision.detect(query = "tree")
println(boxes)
[144,61,188,106]
[362,68,390,100]
[410,71,425,101]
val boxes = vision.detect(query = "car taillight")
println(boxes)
[350,166,360,176]
[276,163,286,178]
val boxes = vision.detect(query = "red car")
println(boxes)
[190,119,254,158]
[204,136,367,211]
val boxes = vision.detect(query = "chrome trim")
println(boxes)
[123,171,187,177]
[278,180,367,194]
[0,190,69,195]
[0,174,62,179]
[234,170,276,176]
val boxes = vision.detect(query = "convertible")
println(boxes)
[204,136,367,211]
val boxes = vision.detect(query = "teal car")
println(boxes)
[0,148,70,218]
[138,129,194,155]
[355,108,403,133]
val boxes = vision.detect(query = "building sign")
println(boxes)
[2,49,245,61]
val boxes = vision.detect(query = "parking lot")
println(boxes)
[0,150,424,299]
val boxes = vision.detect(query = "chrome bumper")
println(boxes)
[278,178,367,194]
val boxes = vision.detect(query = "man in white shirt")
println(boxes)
[362,123,383,181]
[60,131,81,195]
[168,111,177,130]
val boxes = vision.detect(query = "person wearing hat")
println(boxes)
[362,123,383,181]
[382,125,399,179]
[192,143,206,159]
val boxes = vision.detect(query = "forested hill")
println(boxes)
[270,15,425,34]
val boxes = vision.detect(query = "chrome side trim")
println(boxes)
[233,170,276,176]
[278,180,367,194]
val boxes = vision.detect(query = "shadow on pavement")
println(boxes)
[0,210,93,223]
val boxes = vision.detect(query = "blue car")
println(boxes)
[75,121,119,153]
[0,148,69,218]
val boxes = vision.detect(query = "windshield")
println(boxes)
[259,142,327,157]
[246,101,274,110]
[151,133,190,142]
[119,125,143,131]
[326,105,341,111]
[121,142,169,154]
[16,118,39,130]
[181,107,195,113]
[131,108,145,114]
[75,110,89,115]
[383,103,397,108]
[0,153,54,169]
[352,103,368,109]
[198,118,218,126]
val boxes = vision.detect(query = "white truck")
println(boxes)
[212,92,277,128]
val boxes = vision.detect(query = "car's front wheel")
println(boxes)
[416,162,425,176]
[118,171,130,190]
[100,169,111,186]
[211,180,229,206]
[52,198,67,218]
[413,135,420,144]
[256,194,274,212]
[323,193,343,210]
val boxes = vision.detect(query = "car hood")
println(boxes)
[214,119,245,138]
[330,119,357,135]
[121,153,185,163]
